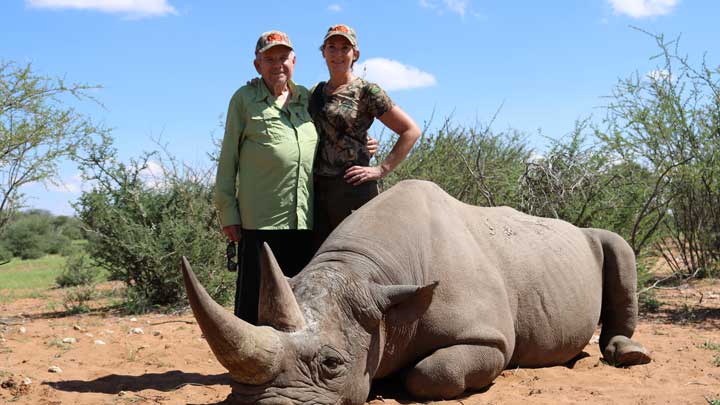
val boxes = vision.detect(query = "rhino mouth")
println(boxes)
[253,394,341,405]
[230,383,343,405]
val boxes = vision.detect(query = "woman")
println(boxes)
[310,24,421,246]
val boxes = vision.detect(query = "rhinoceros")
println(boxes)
[181,180,650,404]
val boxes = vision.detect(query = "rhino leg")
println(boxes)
[591,229,652,367]
[404,344,505,399]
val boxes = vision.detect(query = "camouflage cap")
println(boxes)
[323,24,358,48]
[255,30,293,54]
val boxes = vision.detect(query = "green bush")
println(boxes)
[636,262,663,313]
[19,237,45,260]
[639,292,661,313]
[5,219,47,259]
[378,122,531,208]
[62,285,96,314]
[0,210,86,260]
[123,285,155,314]
[53,216,85,240]
[75,146,233,310]
[59,242,82,257]
[598,31,720,277]
[44,234,72,255]
[0,242,11,264]
[56,253,100,287]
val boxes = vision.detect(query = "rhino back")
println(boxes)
[480,208,604,366]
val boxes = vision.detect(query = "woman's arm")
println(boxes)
[344,105,420,185]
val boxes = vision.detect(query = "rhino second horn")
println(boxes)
[258,242,307,332]
[181,256,283,385]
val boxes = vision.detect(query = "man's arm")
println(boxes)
[215,93,245,240]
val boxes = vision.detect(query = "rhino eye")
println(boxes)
[322,357,342,369]
[318,347,347,379]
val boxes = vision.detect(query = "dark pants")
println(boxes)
[234,229,313,325]
[314,175,379,249]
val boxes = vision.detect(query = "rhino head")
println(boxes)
[181,244,436,405]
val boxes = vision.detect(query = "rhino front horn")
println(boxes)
[258,242,307,331]
[181,256,284,385]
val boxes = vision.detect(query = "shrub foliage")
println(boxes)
[55,253,100,287]
[74,141,233,311]
[0,210,82,260]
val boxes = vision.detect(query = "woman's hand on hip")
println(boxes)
[344,165,383,186]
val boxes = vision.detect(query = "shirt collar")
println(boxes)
[253,78,303,105]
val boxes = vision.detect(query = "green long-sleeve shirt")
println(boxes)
[215,78,318,230]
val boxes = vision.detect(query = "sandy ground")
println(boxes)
[1,279,719,405]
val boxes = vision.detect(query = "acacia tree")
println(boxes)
[597,30,720,277]
[518,120,667,257]
[0,61,107,232]
[378,115,531,208]
[73,138,233,311]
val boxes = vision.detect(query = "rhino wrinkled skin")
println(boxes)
[182,180,650,404]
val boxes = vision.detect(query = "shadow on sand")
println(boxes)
[45,370,233,394]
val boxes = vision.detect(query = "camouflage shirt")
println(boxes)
[309,77,394,177]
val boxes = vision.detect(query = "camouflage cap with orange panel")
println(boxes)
[322,24,358,48]
[255,30,293,54]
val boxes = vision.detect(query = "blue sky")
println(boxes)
[2,0,719,215]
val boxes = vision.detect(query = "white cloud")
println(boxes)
[607,0,678,18]
[444,0,469,16]
[46,161,168,193]
[420,0,470,17]
[526,151,545,164]
[140,160,167,189]
[327,4,342,12]
[26,0,177,18]
[419,0,434,9]
[354,58,436,91]
[46,173,99,194]
[48,174,83,193]
[646,69,670,82]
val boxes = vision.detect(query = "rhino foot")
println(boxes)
[602,335,651,367]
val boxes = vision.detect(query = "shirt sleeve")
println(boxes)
[214,93,245,227]
[364,82,394,118]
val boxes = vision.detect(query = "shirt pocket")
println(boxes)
[245,109,286,146]
[337,94,359,117]
[292,108,315,138]
[328,96,359,133]
[293,107,313,126]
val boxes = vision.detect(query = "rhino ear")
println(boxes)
[370,281,439,324]
[258,243,306,332]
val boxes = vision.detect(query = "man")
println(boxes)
[215,31,318,325]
